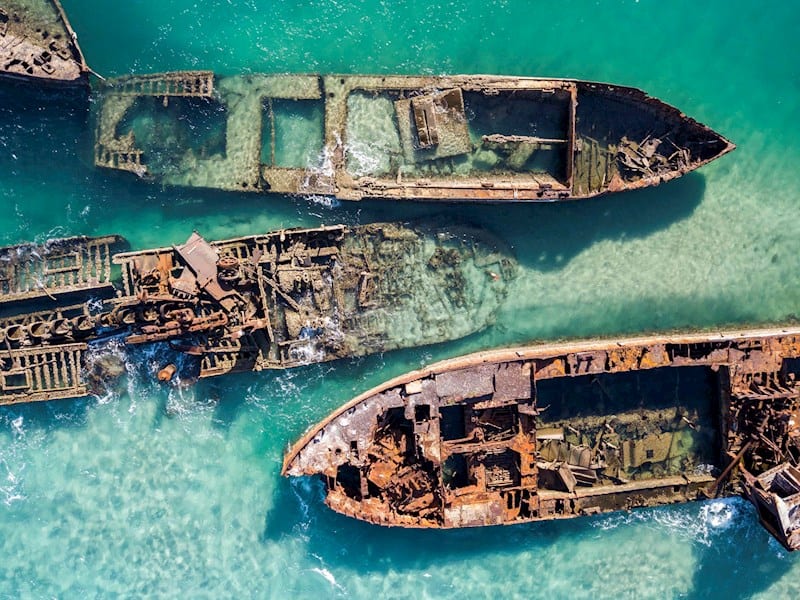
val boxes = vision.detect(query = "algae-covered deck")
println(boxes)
[94,72,734,202]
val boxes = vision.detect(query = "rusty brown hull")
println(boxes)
[94,72,733,202]
[0,222,516,405]
[284,328,800,549]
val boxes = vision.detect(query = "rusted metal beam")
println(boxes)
[283,326,800,550]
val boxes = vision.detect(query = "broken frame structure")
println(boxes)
[94,72,734,202]
[0,222,516,404]
[284,327,800,551]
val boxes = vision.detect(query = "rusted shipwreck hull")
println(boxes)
[284,328,800,550]
[94,71,733,202]
[0,222,515,405]
[0,0,89,86]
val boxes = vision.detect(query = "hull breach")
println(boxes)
[94,72,734,202]
[283,329,800,551]
[0,222,515,405]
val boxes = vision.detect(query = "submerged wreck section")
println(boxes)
[0,222,515,405]
[0,0,89,86]
[112,222,514,373]
[94,72,733,202]
[283,329,800,550]
[0,235,127,404]
[0,235,124,304]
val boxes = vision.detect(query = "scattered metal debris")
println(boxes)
[0,222,516,405]
[0,0,90,86]
[283,328,800,550]
[94,72,734,202]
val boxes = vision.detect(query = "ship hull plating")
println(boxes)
[94,72,734,202]
[283,328,800,549]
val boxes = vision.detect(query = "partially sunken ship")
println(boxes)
[94,72,733,202]
[0,0,89,86]
[0,222,515,404]
[284,328,800,551]
[10,0,787,555]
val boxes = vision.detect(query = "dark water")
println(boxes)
[0,0,798,596]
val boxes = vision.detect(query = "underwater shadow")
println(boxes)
[267,478,799,587]
[0,80,89,156]
[491,286,784,348]
[0,80,89,116]
[198,370,280,432]
[262,475,581,570]
[451,172,707,272]
[205,378,246,430]
[75,163,705,259]
[194,362,339,432]
[79,174,348,243]
[685,499,795,600]
[142,184,443,233]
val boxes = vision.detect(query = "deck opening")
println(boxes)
[116,96,227,173]
[440,404,466,440]
[345,91,402,177]
[535,366,722,488]
[344,87,572,188]
[336,464,362,500]
[442,454,470,488]
[2,371,30,391]
[261,99,324,168]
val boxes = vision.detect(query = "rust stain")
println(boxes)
[0,222,515,405]
[284,329,800,549]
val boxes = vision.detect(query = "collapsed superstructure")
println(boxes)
[94,72,733,202]
[0,222,516,404]
[0,0,89,86]
[284,328,800,551]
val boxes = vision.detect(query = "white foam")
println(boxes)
[0,457,25,506]
[311,567,339,588]
[10,416,24,438]
[309,551,346,593]
[699,500,736,530]
[344,140,385,177]
[595,498,741,547]
[304,194,341,209]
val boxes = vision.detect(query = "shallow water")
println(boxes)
[1,0,799,596]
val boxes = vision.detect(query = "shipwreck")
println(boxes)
[0,222,515,405]
[283,327,800,551]
[94,71,733,202]
[0,0,89,86]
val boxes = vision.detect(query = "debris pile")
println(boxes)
[0,222,516,405]
[284,330,800,549]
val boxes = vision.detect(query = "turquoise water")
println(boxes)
[1,0,799,596]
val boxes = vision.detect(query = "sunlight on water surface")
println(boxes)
[0,0,799,596]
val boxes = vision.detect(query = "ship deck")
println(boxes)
[94,72,734,202]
